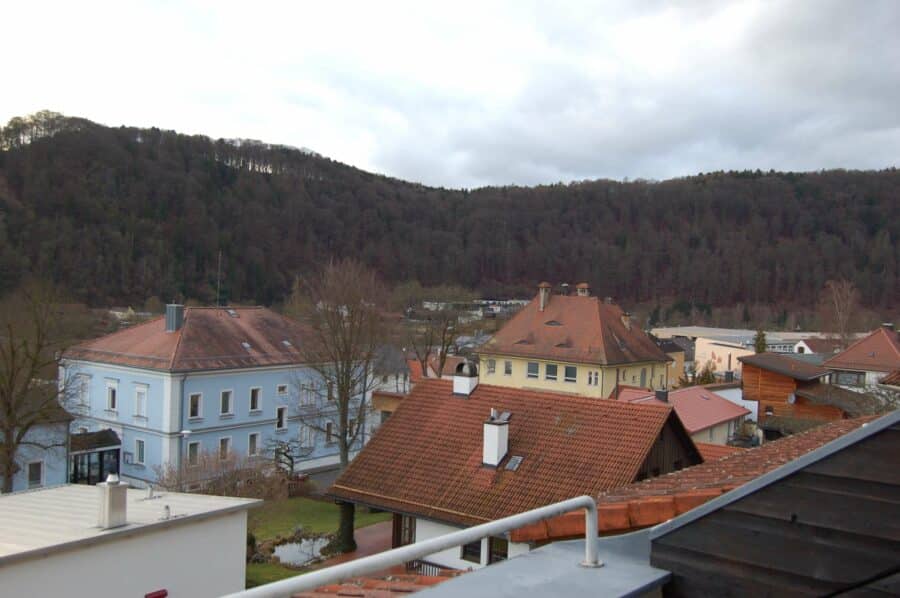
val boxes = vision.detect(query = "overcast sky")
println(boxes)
[4,1,899,188]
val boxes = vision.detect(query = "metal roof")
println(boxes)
[0,485,259,565]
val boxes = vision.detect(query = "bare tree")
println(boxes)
[818,279,859,349]
[0,282,78,493]
[266,437,313,477]
[153,449,287,500]
[406,310,457,379]
[285,260,388,553]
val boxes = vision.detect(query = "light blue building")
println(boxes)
[1,413,70,492]
[61,305,369,487]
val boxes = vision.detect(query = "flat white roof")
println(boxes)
[0,485,259,564]
[651,326,833,343]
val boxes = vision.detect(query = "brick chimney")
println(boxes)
[483,408,510,467]
[538,282,551,312]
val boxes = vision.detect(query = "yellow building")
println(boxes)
[478,282,672,399]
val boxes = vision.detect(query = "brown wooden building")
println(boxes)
[739,353,847,437]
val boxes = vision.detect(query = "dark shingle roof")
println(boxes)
[738,352,830,381]
[70,428,121,452]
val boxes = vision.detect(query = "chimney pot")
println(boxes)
[453,360,479,396]
[98,473,128,529]
[165,304,184,332]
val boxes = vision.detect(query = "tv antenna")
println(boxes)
[216,250,222,307]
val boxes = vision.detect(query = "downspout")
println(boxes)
[177,373,187,470]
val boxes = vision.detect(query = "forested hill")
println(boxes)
[0,112,897,310]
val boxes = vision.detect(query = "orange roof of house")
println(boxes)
[609,385,656,402]
[881,370,900,386]
[294,573,461,597]
[618,387,750,434]
[64,307,311,372]
[330,379,692,527]
[407,359,425,383]
[694,442,745,461]
[480,293,669,366]
[510,415,877,542]
[823,326,900,373]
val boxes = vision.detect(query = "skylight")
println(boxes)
[241,342,251,350]
[505,455,524,471]
[282,340,293,347]
[544,320,562,326]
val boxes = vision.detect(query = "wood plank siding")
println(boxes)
[636,417,703,481]
[651,423,900,596]
[743,363,845,426]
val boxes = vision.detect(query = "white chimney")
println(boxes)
[98,473,128,529]
[538,282,552,312]
[453,360,479,396]
[576,282,590,297]
[483,408,510,467]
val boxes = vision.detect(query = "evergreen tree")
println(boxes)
[754,328,767,354]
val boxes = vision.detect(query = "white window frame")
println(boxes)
[105,379,118,412]
[76,374,91,411]
[504,361,512,376]
[277,383,288,397]
[188,392,203,420]
[564,365,577,383]
[249,387,262,413]
[545,363,558,381]
[487,359,496,374]
[134,384,148,419]
[27,460,44,489]
[526,362,539,379]
[248,432,261,456]
[134,438,145,465]
[299,424,314,447]
[218,436,231,460]
[275,406,288,431]
[187,441,200,467]
[220,389,234,416]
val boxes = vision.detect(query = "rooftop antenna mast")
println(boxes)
[216,250,222,307]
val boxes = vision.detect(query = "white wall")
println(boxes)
[715,387,758,421]
[0,511,248,598]
[414,518,530,570]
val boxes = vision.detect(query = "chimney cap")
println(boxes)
[455,360,479,378]
[538,281,552,289]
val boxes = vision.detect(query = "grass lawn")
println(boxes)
[246,496,391,588]
[249,496,391,540]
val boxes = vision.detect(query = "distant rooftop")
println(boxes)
[0,485,258,565]
[651,326,841,344]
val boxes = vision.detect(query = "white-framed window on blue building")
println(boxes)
[187,441,200,467]
[326,421,335,443]
[248,432,260,457]
[134,384,148,420]
[300,384,316,406]
[219,437,231,460]
[276,406,288,431]
[135,439,145,465]
[75,374,91,413]
[299,424,313,447]
[27,461,43,488]
[189,393,202,419]
[249,387,262,412]
[277,383,288,397]
[220,390,233,416]
[105,379,118,411]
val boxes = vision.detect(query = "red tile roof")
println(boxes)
[881,370,900,387]
[406,359,425,383]
[617,387,750,434]
[510,415,877,542]
[608,385,655,402]
[694,442,745,461]
[64,307,311,372]
[737,352,830,381]
[480,293,669,366]
[824,326,900,373]
[330,379,688,527]
[293,573,462,597]
[797,337,843,354]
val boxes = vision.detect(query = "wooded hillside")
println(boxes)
[1,112,897,310]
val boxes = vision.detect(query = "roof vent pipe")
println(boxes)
[98,473,127,529]
[538,282,551,312]
[165,304,184,332]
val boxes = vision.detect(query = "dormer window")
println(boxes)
[544,320,562,326]
[241,342,252,350]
